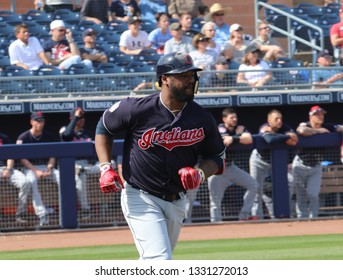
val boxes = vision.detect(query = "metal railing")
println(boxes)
[255,1,325,65]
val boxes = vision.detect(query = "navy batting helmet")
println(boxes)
[156,52,202,85]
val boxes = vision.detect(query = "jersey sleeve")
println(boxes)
[101,98,133,135]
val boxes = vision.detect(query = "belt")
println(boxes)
[131,185,181,202]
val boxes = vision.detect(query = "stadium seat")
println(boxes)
[140,20,158,33]
[52,9,80,25]
[22,9,52,22]
[315,14,339,25]
[0,22,14,37]
[76,20,105,33]
[108,53,134,66]
[23,21,49,36]
[0,10,22,23]
[65,63,94,75]
[34,65,64,76]
[126,61,155,73]
[95,63,125,74]
[264,4,293,18]
[293,4,324,20]
[106,21,128,33]
[97,31,121,44]
[0,56,11,70]
[3,65,34,76]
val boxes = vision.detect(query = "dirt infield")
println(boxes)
[1,219,343,251]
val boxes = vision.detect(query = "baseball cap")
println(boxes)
[318,49,332,59]
[128,16,142,25]
[31,111,45,121]
[230,23,243,33]
[50,19,65,30]
[169,22,182,31]
[245,43,260,54]
[309,105,326,116]
[82,28,96,38]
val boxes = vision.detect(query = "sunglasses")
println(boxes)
[57,29,66,32]
[213,13,224,16]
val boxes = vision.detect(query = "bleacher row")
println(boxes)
[264,2,341,54]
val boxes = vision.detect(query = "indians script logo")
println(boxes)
[138,127,205,151]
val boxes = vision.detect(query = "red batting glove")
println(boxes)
[178,167,205,190]
[99,165,124,193]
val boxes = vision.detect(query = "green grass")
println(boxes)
[1,234,342,260]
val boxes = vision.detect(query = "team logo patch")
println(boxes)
[218,126,227,134]
[138,127,205,151]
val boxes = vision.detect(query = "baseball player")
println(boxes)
[0,131,30,223]
[16,112,60,226]
[95,52,225,260]
[250,109,298,219]
[207,108,259,222]
[292,105,343,218]
[59,107,99,220]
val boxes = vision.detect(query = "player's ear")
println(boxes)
[161,75,168,86]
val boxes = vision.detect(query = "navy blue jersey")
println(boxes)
[43,39,71,60]
[17,130,55,165]
[297,122,337,166]
[257,122,295,163]
[218,123,249,166]
[110,0,140,17]
[59,118,93,143]
[101,93,225,196]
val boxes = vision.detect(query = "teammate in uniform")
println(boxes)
[292,105,343,218]
[0,131,30,223]
[95,52,225,260]
[59,107,98,219]
[207,108,259,221]
[250,109,298,219]
[16,112,60,226]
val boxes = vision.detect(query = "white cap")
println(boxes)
[50,20,65,30]
[230,23,242,33]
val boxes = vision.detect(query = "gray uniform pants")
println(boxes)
[292,155,322,218]
[207,162,258,221]
[249,149,274,218]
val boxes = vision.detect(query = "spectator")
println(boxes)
[222,23,251,69]
[164,22,195,54]
[251,21,286,62]
[80,0,110,24]
[8,23,50,71]
[292,106,343,219]
[167,0,204,19]
[138,0,167,22]
[236,43,273,89]
[189,33,218,87]
[204,3,231,49]
[59,107,100,220]
[179,12,197,37]
[79,28,108,68]
[39,0,75,13]
[210,56,234,89]
[110,0,140,22]
[0,131,30,224]
[16,112,60,226]
[313,49,343,87]
[250,109,298,219]
[119,16,152,55]
[43,20,92,70]
[207,108,259,222]
[201,21,221,55]
[148,12,172,53]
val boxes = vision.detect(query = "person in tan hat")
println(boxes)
[205,3,231,49]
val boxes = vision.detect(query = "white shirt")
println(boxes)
[238,60,270,84]
[9,37,44,70]
[119,30,150,50]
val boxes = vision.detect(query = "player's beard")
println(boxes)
[170,82,195,102]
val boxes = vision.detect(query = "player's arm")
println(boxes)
[95,118,123,193]
[296,123,330,136]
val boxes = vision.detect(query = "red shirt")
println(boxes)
[330,22,343,48]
